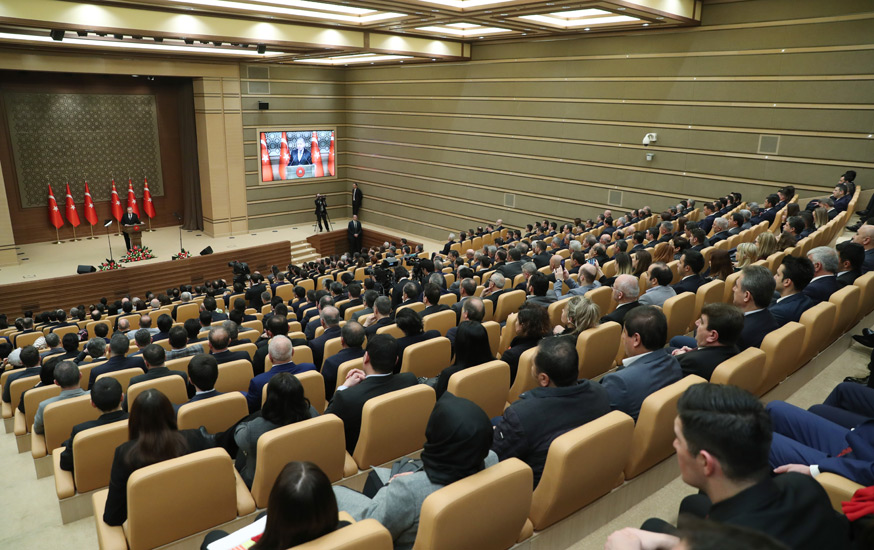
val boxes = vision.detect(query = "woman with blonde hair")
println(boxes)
[651,242,674,264]
[813,206,829,229]
[734,242,758,269]
[553,296,600,336]
[755,231,778,260]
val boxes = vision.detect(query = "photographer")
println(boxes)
[314,194,329,232]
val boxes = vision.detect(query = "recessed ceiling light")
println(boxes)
[642,23,649,26]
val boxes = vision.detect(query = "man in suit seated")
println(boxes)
[308,306,342,368]
[243,335,316,413]
[803,246,840,305]
[419,283,451,319]
[75,337,109,366]
[699,202,718,234]
[88,334,145,390]
[362,296,394,337]
[305,295,336,340]
[851,224,874,274]
[446,297,485,350]
[836,241,864,289]
[727,212,745,235]
[492,335,611,487]
[451,278,477,323]
[164,325,204,361]
[770,255,815,327]
[32,361,88,435]
[122,344,190,410]
[351,289,378,323]
[175,354,222,414]
[441,232,457,255]
[58,377,128,473]
[127,329,152,357]
[525,272,556,309]
[339,283,363,320]
[208,326,251,365]
[708,217,731,245]
[479,272,506,306]
[201,296,228,323]
[671,250,706,295]
[554,262,601,300]
[639,262,677,307]
[496,247,525,280]
[599,306,682,421]
[639,384,849,550]
[733,265,779,351]
[600,274,641,325]
[531,241,551,268]
[325,334,417,454]
[321,321,366,400]
[671,303,742,380]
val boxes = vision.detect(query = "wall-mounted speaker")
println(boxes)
[258,101,269,110]
[200,246,214,256]
[77,265,96,274]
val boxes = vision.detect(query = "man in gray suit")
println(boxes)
[599,306,682,421]
[553,262,601,300]
[638,262,677,307]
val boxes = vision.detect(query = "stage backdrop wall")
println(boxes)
[0,72,190,244]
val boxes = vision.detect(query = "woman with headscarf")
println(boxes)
[333,393,497,550]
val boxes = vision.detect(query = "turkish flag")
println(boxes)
[110,179,123,221]
[64,183,81,228]
[278,132,290,180]
[328,131,335,176]
[142,177,156,218]
[311,131,324,177]
[47,184,64,229]
[260,133,273,182]
[127,178,140,217]
[83,181,98,226]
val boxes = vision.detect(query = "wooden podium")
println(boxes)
[122,225,143,249]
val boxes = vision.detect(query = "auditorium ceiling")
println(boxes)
[0,0,700,64]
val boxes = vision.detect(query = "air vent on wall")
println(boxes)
[247,66,269,79]
[248,81,269,94]
[504,193,515,208]
[758,135,780,155]
[608,189,623,207]
[247,66,270,95]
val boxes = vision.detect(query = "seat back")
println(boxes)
[722,271,742,303]
[585,286,613,317]
[506,346,540,406]
[335,358,365,392]
[73,419,129,493]
[376,323,405,339]
[165,354,198,376]
[690,280,725,331]
[829,285,861,344]
[494,290,526,323]
[177,392,249,433]
[497,314,518,358]
[423,310,457,337]
[413,458,533,550]
[482,321,501,358]
[797,301,838,366]
[624,375,707,479]
[322,337,343,369]
[295,519,393,550]
[397,302,426,315]
[214,359,254,393]
[482,299,494,323]
[530,411,635,530]
[96,367,143,392]
[576,322,622,380]
[298,370,327,413]
[15,331,42,349]
[710,348,766,394]
[663,292,696,341]
[437,293,458,308]
[228,343,258,362]
[757,322,806,395]
[401,337,452,379]
[126,448,239,550]
[9,376,41,417]
[44,394,102,453]
[547,299,568,329]
[853,271,874,323]
[127,375,189,406]
[293,345,315,366]
[250,415,348,508]
[24,385,62,433]
[353,385,436,469]
[446,361,511,419]
[766,251,786,274]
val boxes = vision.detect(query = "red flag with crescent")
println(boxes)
[127,178,140,217]
[110,179,123,221]
[64,183,81,227]
[142,177,156,218]
[260,133,273,182]
[311,131,324,177]
[83,181,98,225]
[47,184,64,229]
[328,131,335,176]
[279,132,290,180]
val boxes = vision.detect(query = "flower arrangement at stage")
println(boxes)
[172,249,191,261]
[98,259,123,271]
[120,245,155,263]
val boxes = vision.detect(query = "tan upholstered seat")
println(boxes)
[261,370,327,414]
[294,344,315,366]
[34,393,102,460]
[165,354,198,376]
[295,519,393,550]
[766,251,786,274]
[757,322,806,396]
[482,299,494,322]
[530,411,635,531]
[178,392,249,433]
[335,358,365,393]
[250,415,349,508]
[412,458,533,550]
[505,347,539,407]
[446,361,511,419]
[666,260,681,284]
[15,385,61,437]
[86,320,113,339]
[829,285,861,344]
[494,290,526,324]
[423,309,457,337]
[437,293,458,308]
[5,376,40,424]
[853,271,874,323]
[722,271,742,303]
[482,321,501,357]
[214,359,254,393]
[92,448,255,550]
[797,302,838,366]
[662,292,696,341]
[96,368,144,392]
[345,304,366,320]
[127,375,189,406]
[710,347,766,394]
[228,342,258,362]
[352,385,436,470]
[401,337,452,379]
[321,337,343,369]
[624,375,707,479]
[240,320,263,334]
[816,473,864,514]
[585,286,613,317]
[397,302,426,315]
[576,322,621,380]
[496,314,518,358]
[690,280,724,332]
[376,323,405,339]
[547,300,568,329]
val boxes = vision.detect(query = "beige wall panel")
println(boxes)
[223,96,242,111]
[701,0,872,24]
[198,78,224,95]
[249,65,344,81]
[240,97,347,111]
[246,181,349,202]
[201,95,224,112]
[778,137,873,164]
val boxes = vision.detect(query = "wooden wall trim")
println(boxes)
[306,227,421,258]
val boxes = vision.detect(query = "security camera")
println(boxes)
[642,133,657,146]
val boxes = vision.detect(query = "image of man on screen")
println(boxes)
[121,206,141,251]
[289,137,312,166]
[315,194,329,232]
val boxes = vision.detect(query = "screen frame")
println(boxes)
[255,126,339,186]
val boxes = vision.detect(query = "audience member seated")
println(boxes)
[18,356,61,414]
[334,393,497,550]
[809,382,874,429]
[123,344,190,410]
[128,329,153,357]
[351,289,378,323]
[836,241,864,288]
[103,389,215,526]
[184,318,206,343]
[252,315,290,377]
[305,296,336,340]
[223,319,251,347]
[493,335,610,486]
[362,296,394,337]
[852,224,874,274]
[59,377,127,472]
[480,273,507,305]
[672,250,706,295]
[554,262,601,300]
[33,360,87,434]
[671,303,743,380]
[501,302,550,384]
[308,306,342,368]
[235,373,318,488]
[552,295,600,337]
[321,321,366,400]
[770,255,815,327]
[339,283,363,320]
[208,326,251,365]
[803,247,840,305]
[39,333,65,360]
[732,266,778,351]
[87,334,146,390]
[202,296,228,322]
[75,337,108,366]
[431,321,493,399]
[325,334,417,454]
[395,309,440,374]
[640,383,849,550]
[639,262,677,307]
[176,354,222,414]
[244,335,316,413]
[600,274,642,325]
[451,278,478,322]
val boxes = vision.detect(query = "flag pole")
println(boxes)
[116,221,121,236]
[54,227,61,245]
[89,224,95,240]
[147,217,153,232]
[71,225,80,242]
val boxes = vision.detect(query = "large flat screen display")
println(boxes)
[259,129,336,183]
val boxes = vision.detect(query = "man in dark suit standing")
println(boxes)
[58,377,128,473]
[671,250,707,295]
[289,137,312,166]
[314,194,329,232]
[770,255,815,327]
[121,206,141,251]
[348,215,363,253]
[325,334,417,453]
[351,182,363,217]
[673,303,742,380]
[803,247,840,305]
[600,274,641,325]
[733,265,779,351]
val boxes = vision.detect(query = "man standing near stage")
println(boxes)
[348,215,362,253]
[121,206,141,251]
[315,193,329,232]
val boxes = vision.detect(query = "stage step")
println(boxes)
[290,240,320,264]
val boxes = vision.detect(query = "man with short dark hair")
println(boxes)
[351,289,379,323]
[321,321,366,399]
[451,278,478,322]
[639,262,677,307]
[325,334,417,453]
[733,265,779,351]
[165,325,203,361]
[58,377,127,472]
[32,360,87,434]
[672,303,743,380]
[836,241,864,288]
[600,306,682,421]
[672,250,706,294]
[339,283,363,320]
[87,334,146,389]
[123,344,189,409]
[201,296,228,322]
[362,296,393,337]
[525,272,556,308]
[769,255,815,327]
[419,283,451,318]
[153,314,173,342]
[176,354,222,411]
[492,335,610,486]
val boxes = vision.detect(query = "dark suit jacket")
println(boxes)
[837,270,861,288]
[709,230,731,245]
[677,345,739,380]
[244,361,317,412]
[339,298,363,320]
[672,274,705,295]
[863,249,874,274]
[88,355,146,390]
[245,283,267,310]
[738,309,779,351]
[419,304,450,318]
[532,253,551,269]
[600,348,683,421]
[348,220,362,240]
[309,325,342,368]
[769,293,814,327]
[802,275,839,305]
[121,213,141,226]
[497,261,525,280]
[321,347,365,400]
[289,148,312,166]
[364,317,393,338]
[122,366,190,410]
[352,187,363,210]
[599,301,641,326]
[58,410,129,472]
[325,372,418,453]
